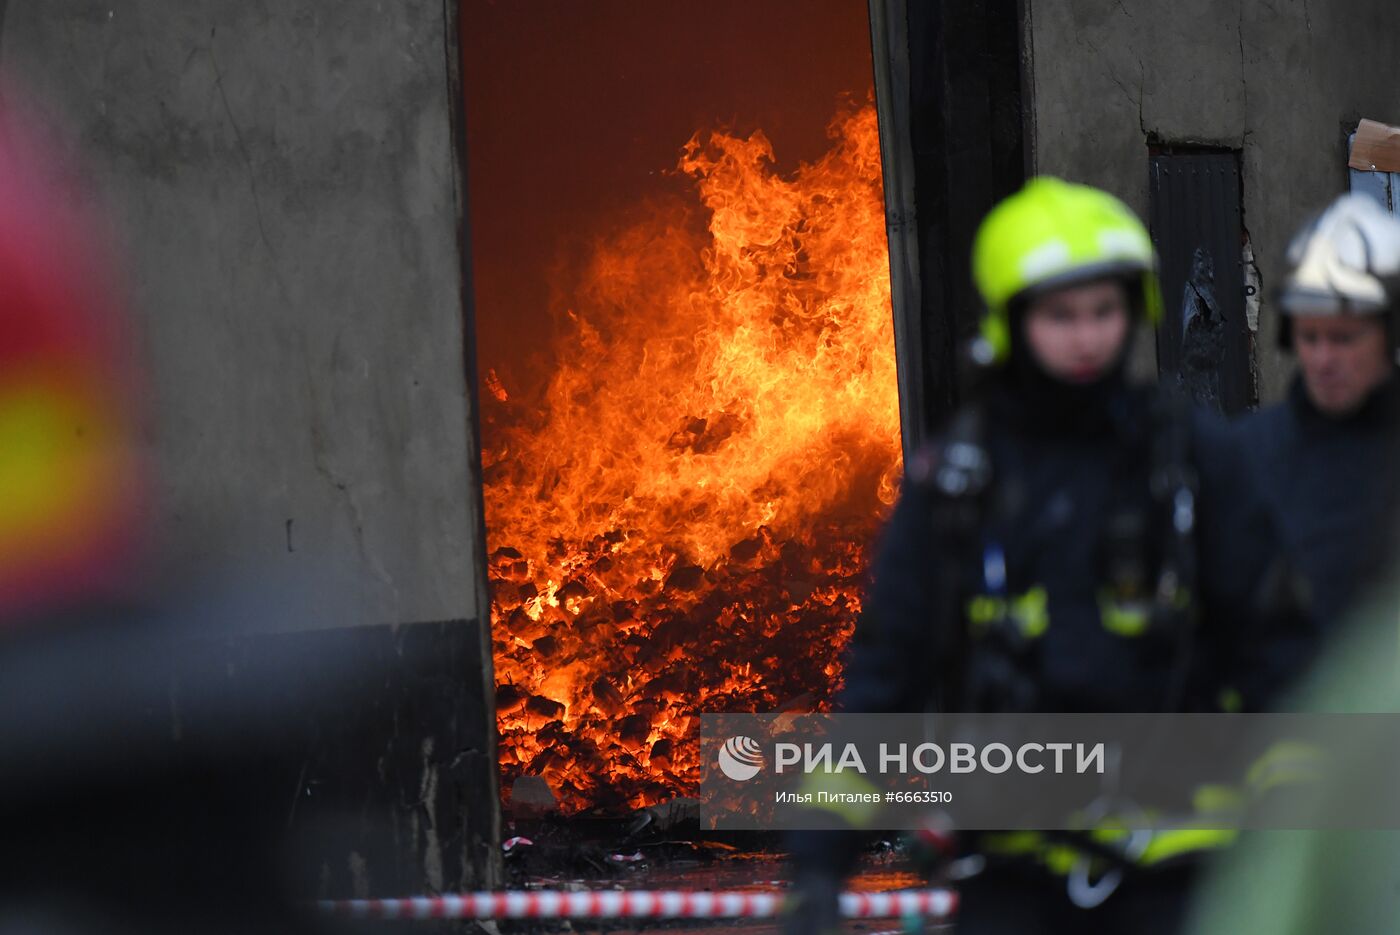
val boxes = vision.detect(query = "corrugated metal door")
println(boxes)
[1148,152,1250,414]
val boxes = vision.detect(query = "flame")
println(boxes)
[483,101,902,812]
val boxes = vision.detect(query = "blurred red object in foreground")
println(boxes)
[0,96,144,621]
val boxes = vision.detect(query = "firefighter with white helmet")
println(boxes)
[1278,192,1400,336]
[1235,192,1400,631]
[1176,194,1400,935]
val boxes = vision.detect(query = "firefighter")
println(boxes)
[785,178,1301,934]
[1234,192,1400,631]
[1181,194,1400,935]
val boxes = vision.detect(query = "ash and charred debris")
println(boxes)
[511,776,560,818]
[663,563,707,592]
[491,800,929,934]
[666,412,744,454]
[500,792,774,890]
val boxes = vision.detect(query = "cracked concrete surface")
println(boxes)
[0,1,480,631]
[1028,0,1400,402]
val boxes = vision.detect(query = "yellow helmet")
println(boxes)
[971,177,1164,362]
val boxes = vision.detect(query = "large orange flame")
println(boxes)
[483,101,901,812]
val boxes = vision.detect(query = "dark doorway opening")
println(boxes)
[1148,147,1253,413]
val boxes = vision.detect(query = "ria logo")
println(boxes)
[717,736,765,781]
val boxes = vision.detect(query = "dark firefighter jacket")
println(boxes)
[1234,374,1400,632]
[841,375,1300,717]
[789,372,1309,880]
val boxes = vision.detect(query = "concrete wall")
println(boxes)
[2,1,485,630]
[0,0,500,897]
[1026,0,1400,402]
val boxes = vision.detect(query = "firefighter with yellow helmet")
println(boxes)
[785,178,1302,934]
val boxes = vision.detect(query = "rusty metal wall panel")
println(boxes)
[1148,151,1250,414]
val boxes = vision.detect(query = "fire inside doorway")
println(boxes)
[464,1,903,814]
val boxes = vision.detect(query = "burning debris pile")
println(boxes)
[482,102,902,813]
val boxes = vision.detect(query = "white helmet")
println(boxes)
[1278,193,1400,348]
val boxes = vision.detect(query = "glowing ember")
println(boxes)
[482,101,902,812]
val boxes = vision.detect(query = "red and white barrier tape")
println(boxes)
[318,888,957,921]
